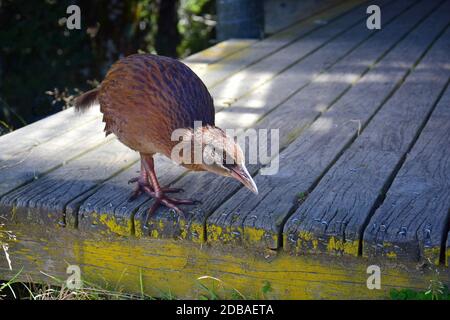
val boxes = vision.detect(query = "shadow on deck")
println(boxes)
[0,0,449,299]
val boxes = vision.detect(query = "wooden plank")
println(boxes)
[184,39,257,78]
[0,107,102,161]
[197,0,369,92]
[0,117,114,197]
[137,0,415,241]
[184,39,257,65]
[214,0,416,130]
[0,139,138,228]
[75,155,185,235]
[285,28,450,259]
[264,0,342,35]
[363,84,450,264]
[1,224,443,300]
[0,0,370,235]
[207,0,445,250]
[209,0,380,107]
[110,0,411,240]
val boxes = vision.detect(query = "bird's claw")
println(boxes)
[128,177,139,184]
[160,187,185,194]
[142,195,199,229]
[128,177,152,202]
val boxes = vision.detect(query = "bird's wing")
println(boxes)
[156,56,215,128]
[97,54,216,153]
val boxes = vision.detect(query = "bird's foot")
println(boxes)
[128,176,184,202]
[160,187,185,194]
[143,193,200,229]
[128,176,152,202]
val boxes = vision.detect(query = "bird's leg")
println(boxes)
[137,154,199,228]
[128,160,151,201]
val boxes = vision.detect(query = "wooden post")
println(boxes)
[216,0,264,41]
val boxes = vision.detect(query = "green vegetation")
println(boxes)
[390,286,450,300]
[0,269,273,300]
[1,279,155,300]
[296,191,308,204]
[0,0,216,134]
[390,271,449,300]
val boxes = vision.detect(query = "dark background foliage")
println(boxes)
[0,0,216,135]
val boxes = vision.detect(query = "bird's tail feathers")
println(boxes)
[74,88,99,112]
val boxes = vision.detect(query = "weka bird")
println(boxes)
[74,54,257,227]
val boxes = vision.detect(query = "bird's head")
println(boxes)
[193,126,258,194]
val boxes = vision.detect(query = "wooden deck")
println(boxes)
[1,0,449,299]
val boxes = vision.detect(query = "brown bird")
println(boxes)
[74,54,257,227]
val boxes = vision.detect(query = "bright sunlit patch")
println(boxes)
[310,117,334,132]
[216,112,259,129]
[314,73,360,84]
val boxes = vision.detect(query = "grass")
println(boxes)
[2,269,449,300]
[0,267,157,300]
[0,269,273,300]
[0,277,155,300]
[0,217,16,271]
[196,276,245,300]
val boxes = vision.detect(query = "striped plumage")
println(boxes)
[99,54,215,158]
[74,53,257,224]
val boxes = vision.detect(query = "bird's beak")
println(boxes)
[229,164,258,195]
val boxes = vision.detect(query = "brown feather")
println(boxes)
[97,54,215,158]
[74,88,100,112]
[73,53,258,196]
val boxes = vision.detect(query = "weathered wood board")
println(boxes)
[0,107,102,164]
[0,139,138,228]
[264,0,343,35]
[196,0,369,90]
[209,0,384,106]
[184,39,257,66]
[0,117,113,197]
[133,0,417,242]
[363,84,450,264]
[1,225,447,299]
[208,0,446,250]
[284,10,450,259]
[1,0,449,298]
